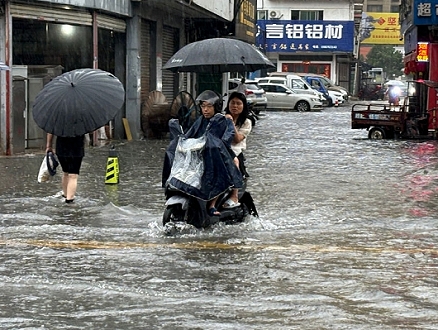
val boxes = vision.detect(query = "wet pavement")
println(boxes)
[1,104,438,329]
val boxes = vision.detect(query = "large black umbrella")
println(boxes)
[32,68,125,137]
[163,38,275,73]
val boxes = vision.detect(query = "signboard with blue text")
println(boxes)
[413,0,438,25]
[256,20,355,53]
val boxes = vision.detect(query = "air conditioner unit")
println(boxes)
[269,10,281,19]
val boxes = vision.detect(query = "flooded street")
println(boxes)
[1,105,438,329]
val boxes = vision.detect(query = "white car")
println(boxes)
[256,76,326,103]
[328,90,345,106]
[258,83,323,111]
[278,72,349,102]
[228,78,267,114]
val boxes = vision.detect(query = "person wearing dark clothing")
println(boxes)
[46,133,85,203]
[162,90,243,216]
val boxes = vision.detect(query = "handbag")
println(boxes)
[46,151,59,176]
[37,151,59,183]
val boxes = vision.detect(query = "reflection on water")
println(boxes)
[1,108,438,329]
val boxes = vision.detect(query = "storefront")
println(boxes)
[256,19,355,89]
[1,1,127,153]
[0,0,236,154]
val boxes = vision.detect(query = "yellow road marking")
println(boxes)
[0,239,437,255]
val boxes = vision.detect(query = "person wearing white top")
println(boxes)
[223,91,252,208]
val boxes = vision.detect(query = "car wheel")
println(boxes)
[296,101,310,112]
[368,127,386,139]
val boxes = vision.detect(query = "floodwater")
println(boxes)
[1,105,438,329]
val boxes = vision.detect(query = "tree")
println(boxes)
[364,45,404,79]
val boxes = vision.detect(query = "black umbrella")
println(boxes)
[32,68,125,137]
[163,38,275,73]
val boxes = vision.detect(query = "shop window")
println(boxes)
[390,5,400,12]
[13,18,123,74]
[366,5,383,12]
[13,19,92,71]
[291,10,323,20]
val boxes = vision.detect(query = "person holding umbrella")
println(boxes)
[32,68,125,204]
[46,133,85,203]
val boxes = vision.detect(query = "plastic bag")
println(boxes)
[168,135,206,189]
[37,155,51,183]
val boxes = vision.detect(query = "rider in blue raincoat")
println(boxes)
[162,90,243,209]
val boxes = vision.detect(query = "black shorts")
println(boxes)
[58,156,83,175]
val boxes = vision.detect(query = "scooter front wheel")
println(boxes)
[163,204,183,225]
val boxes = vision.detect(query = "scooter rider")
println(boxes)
[162,90,243,217]
[386,84,401,106]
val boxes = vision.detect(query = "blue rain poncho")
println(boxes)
[162,114,243,201]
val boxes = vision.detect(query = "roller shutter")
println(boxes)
[140,19,151,102]
[10,3,92,26]
[11,4,125,32]
[162,25,178,101]
[96,13,126,32]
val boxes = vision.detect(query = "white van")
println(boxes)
[256,75,324,100]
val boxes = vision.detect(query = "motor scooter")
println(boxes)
[162,119,258,235]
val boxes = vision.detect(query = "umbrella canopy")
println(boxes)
[163,38,275,73]
[384,80,405,87]
[32,68,125,137]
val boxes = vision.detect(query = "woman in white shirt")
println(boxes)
[223,91,252,208]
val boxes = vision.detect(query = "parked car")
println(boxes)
[327,90,345,106]
[258,82,323,111]
[268,72,349,102]
[304,75,345,106]
[256,75,326,104]
[228,79,267,114]
[294,72,349,101]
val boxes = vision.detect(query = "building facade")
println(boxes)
[0,0,254,155]
[359,0,403,56]
[400,0,438,132]
[255,0,364,92]
[364,0,400,12]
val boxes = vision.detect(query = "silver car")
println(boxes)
[258,83,323,111]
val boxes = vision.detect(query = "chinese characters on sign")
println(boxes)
[360,12,403,45]
[235,0,257,43]
[417,42,429,62]
[414,0,438,25]
[265,23,344,39]
[256,20,354,53]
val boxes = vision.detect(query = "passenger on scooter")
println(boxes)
[224,91,252,208]
[162,90,243,217]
